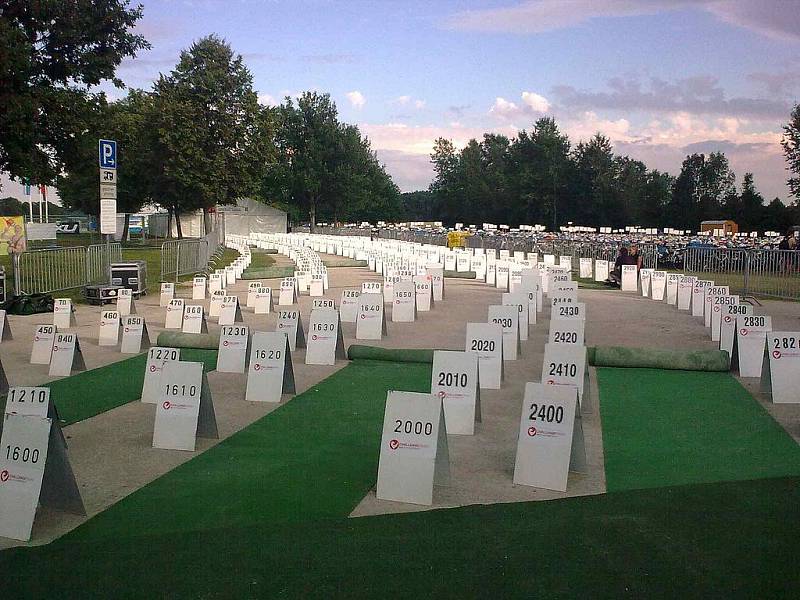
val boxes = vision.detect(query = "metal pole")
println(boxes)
[13,252,21,297]
[743,250,750,297]
[175,242,180,283]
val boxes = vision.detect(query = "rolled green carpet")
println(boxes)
[241,267,295,280]
[321,258,368,268]
[589,346,730,372]
[346,345,436,364]
[157,331,220,350]
[444,270,476,279]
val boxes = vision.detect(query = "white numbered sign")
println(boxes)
[392,281,416,323]
[376,391,450,506]
[182,304,208,334]
[192,276,207,300]
[253,287,273,314]
[53,298,75,329]
[720,303,751,357]
[30,324,56,365]
[594,260,609,282]
[666,274,679,305]
[488,304,520,361]
[677,276,696,311]
[551,302,585,321]
[98,310,120,346]
[247,281,263,307]
[640,268,653,297]
[278,277,297,305]
[579,258,593,279]
[704,286,729,328]
[116,288,135,316]
[650,271,667,301]
[761,332,800,404]
[711,294,737,342]
[217,325,250,373]
[541,343,589,409]
[121,316,150,354]
[164,298,184,329]
[159,282,174,307]
[513,383,586,492]
[218,295,243,326]
[340,289,361,323]
[621,265,638,292]
[276,309,305,351]
[0,413,84,541]
[306,309,346,366]
[548,318,586,346]
[502,292,529,342]
[152,361,218,452]
[208,273,223,294]
[48,333,86,377]
[209,289,226,318]
[141,347,180,403]
[413,275,433,312]
[426,266,444,302]
[356,293,387,340]
[465,323,503,390]
[431,351,480,435]
[733,315,772,378]
[246,332,295,403]
[691,280,712,318]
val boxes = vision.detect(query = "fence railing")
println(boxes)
[160,227,224,282]
[87,243,122,284]
[684,247,800,300]
[16,247,88,295]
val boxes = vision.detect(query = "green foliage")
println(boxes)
[0,0,149,186]
[782,103,800,202]
[150,35,274,233]
[56,90,153,217]
[263,92,400,228]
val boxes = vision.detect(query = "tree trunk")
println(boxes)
[121,213,130,242]
[309,201,316,234]
[167,207,174,239]
[175,210,183,239]
[203,208,213,234]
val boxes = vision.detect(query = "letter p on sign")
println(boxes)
[99,139,117,168]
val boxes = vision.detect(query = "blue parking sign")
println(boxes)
[99,139,117,168]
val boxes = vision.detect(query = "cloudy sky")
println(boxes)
[7,0,798,202]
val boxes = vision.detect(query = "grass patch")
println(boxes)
[247,251,276,270]
[0,349,218,426]
[2,476,799,597]
[63,358,432,542]
[597,367,800,492]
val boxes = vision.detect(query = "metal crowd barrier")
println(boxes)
[160,228,223,282]
[684,247,800,300]
[16,247,88,294]
[86,243,122,284]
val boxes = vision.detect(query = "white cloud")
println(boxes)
[395,95,411,105]
[392,95,426,109]
[346,90,366,109]
[414,99,426,109]
[257,93,277,106]
[521,91,550,113]
[490,91,551,121]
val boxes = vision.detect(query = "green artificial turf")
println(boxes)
[347,344,437,364]
[2,476,799,597]
[63,358,432,542]
[597,367,800,492]
[0,349,218,426]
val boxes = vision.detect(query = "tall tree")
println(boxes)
[429,137,459,224]
[150,35,272,235]
[572,134,618,226]
[782,102,800,202]
[56,90,154,238]
[0,0,148,187]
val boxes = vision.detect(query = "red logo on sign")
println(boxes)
[360,314,366,319]
[389,439,400,450]
[150,365,157,372]
[162,401,171,410]
[740,329,748,336]
[714,306,720,312]
[527,427,537,437]
[34,336,40,342]
[0,470,9,482]
[773,350,781,359]
[395,300,400,304]
[438,390,446,399]
[254,364,262,371]
[547,379,555,385]
[725,316,732,323]
[312,334,318,341]
[223,340,229,346]
[53,346,59,352]
[124,327,129,332]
